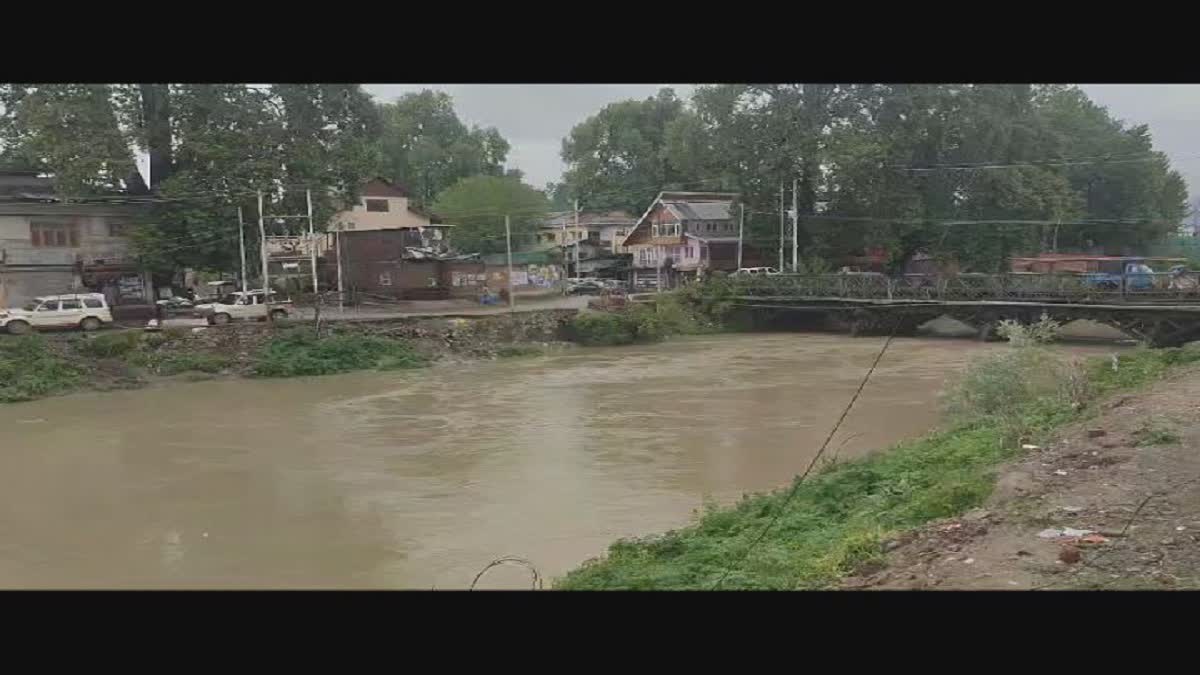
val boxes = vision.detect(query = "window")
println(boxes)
[35,301,56,312]
[60,299,82,311]
[108,222,131,237]
[31,223,80,248]
[365,199,390,212]
[378,271,393,286]
[84,298,104,309]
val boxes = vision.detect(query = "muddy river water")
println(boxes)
[0,333,1120,588]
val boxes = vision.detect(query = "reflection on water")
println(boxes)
[0,334,1120,588]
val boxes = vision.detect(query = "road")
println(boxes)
[158,294,590,328]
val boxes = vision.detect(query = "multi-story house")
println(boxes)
[0,170,154,310]
[621,191,758,290]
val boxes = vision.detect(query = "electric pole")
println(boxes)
[574,198,581,278]
[237,206,248,294]
[791,177,799,273]
[257,190,269,303]
[306,189,318,296]
[335,224,344,313]
[504,214,515,311]
[778,182,785,271]
[737,202,745,270]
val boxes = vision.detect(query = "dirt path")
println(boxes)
[846,365,1200,590]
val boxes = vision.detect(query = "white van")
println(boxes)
[0,293,113,334]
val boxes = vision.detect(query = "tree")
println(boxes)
[2,84,382,275]
[560,88,698,213]
[375,90,509,209]
[432,175,549,255]
[0,84,137,195]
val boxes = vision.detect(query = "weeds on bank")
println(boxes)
[0,336,85,402]
[556,320,1200,590]
[568,292,718,346]
[252,330,427,377]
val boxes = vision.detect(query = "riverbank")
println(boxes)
[556,342,1200,589]
[0,310,578,403]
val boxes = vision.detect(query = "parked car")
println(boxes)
[194,290,291,325]
[734,267,781,276]
[1083,262,1156,291]
[1,293,113,335]
[567,279,605,295]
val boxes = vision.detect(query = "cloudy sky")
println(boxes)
[363,84,1200,201]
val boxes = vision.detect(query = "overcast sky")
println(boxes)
[363,84,1200,202]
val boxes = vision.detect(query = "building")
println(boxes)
[302,178,455,295]
[536,210,637,255]
[621,191,757,290]
[0,170,153,311]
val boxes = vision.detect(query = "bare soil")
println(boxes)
[845,365,1200,590]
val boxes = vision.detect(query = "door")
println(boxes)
[30,299,68,327]
[56,297,85,327]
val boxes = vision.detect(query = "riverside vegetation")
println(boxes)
[556,317,1200,589]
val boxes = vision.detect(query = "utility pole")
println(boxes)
[335,225,344,313]
[504,214,515,311]
[257,190,269,306]
[574,198,581,278]
[306,189,318,296]
[737,203,745,270]
[237,206,248,294]
[778,181,785,272]
[791,177,799,273]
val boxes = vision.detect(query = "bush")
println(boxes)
[144,352,233,376]
[570,312,639,346]
[75,331,142,358]
[995,312,1062,346]
[0,336,85,402]
[252,330,427,377]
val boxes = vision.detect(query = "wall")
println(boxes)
[0,208,144,307]
[333,195,431,232]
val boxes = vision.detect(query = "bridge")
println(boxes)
[726,272,1200,346]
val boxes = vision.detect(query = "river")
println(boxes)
[0,333,1120,588]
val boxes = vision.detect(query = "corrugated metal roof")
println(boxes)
[663,200,732,221]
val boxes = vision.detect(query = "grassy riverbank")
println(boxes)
[556,342,1200,589]
[0,310,581,404]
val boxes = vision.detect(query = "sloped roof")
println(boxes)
[663,200,732,221]
[362,178,410,198]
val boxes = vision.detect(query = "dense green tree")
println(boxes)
[375,90,509,209]
[560,88,699,213]
[432,175,549,254]
[2,84,381,275]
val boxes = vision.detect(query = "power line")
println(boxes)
[709,319,900,590]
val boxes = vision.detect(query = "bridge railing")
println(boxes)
[731,272,1200,304]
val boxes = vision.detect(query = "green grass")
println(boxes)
[74,331,142,358]
[0,336,85,403]
[570,294,712,346]
[252,330,428,377]
[556,344,1200,590]
[138,352,233,376]
[1132,417,1180,446]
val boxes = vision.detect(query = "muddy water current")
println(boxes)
[0,333,1119,588]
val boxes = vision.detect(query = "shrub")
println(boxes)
[252,330,427,377]
[145,353,233,376]
[0,336,85,402]
[995,312,1063,346]
[570,312,638,346]
[75,331,142,358]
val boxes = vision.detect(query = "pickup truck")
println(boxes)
[1082,262,1155,291]
[194,290,292,325]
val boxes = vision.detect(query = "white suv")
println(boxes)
[1,293,113,335]
[194,290,291,325]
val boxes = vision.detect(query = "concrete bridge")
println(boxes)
[727,273,1200,346]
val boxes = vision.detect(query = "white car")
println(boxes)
[734,267,781,276]
[1,293,113,335]
[194,290,291,325]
